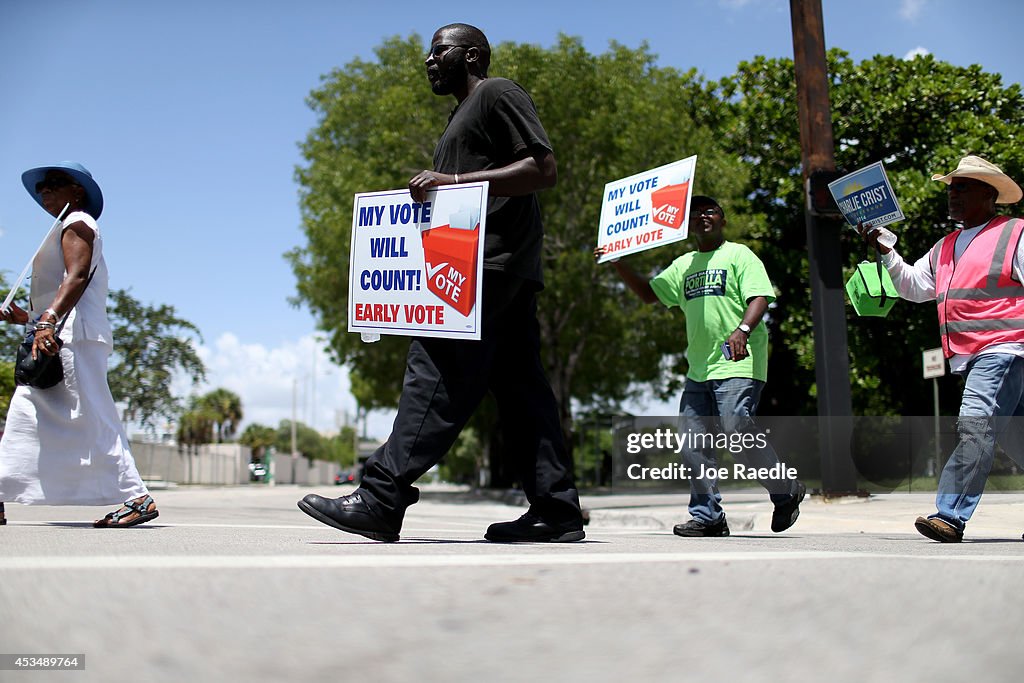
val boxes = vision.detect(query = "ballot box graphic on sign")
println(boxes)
[421,204,480,317]
[650,180,691,230]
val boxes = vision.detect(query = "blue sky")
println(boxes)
[1,0,1020,437]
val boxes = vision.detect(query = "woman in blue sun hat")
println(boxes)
[0,162,158,528]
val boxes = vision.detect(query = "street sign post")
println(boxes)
[922,348,945,380]
[923,347,946,472]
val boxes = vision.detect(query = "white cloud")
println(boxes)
[904,46,931,60]
[900,0,926,21]
[171,332,395,439]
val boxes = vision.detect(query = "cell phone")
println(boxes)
[721,342,732,360]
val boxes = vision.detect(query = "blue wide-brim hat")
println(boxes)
[21,161,104,219]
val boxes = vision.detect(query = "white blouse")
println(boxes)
[28,210,113,346]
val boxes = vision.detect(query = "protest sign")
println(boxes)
[348,183,488,340]
[827,161,905,229]
[595,156,697,263]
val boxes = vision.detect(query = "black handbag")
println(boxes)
[15,328,65,388]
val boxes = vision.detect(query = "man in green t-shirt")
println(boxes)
[596,196,805,537]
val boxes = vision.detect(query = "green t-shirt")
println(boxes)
[649,241,776,382]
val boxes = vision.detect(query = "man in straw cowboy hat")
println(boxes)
[860,154,1024,542]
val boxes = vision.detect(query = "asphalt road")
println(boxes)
[2,484,1023,683]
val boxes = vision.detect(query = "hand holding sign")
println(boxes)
[856,221,897,254]
[828,162,905,233]
[349,183,489,340]
[595,156,697,263]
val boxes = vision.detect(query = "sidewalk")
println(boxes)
[445,483,1024,537]
[580,489,1024,537]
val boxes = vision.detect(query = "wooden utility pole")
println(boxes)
[790,0,858,493]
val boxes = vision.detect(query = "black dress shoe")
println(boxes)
[297,491,400,542]
[485,512,585,542]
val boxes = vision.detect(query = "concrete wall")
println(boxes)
[129,439,339,486]
[269,452,337,486]
[130,440,250,485]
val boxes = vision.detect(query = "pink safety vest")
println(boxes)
[930,216,1024,358]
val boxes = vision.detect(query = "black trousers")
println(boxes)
[359,272,582,526]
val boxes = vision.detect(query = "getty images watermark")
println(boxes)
[611,415,1024,493]
[622,426,798,484]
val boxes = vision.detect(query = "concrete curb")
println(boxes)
[428,486,1024,537]
[587,507,757,531]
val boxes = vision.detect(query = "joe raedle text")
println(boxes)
[626,462,798,482]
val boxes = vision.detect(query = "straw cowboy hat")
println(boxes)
[931,155,1022,205]
[21,161,104,219]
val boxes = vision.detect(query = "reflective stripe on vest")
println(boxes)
[931,216,1024,358]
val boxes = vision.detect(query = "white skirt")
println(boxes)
[0,338,148,506]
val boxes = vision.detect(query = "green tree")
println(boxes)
[0,361,14,425]
[239,423,276,462]
[108,289,207,428]
[719,51,1024,415]
[329,425,358,467]
[0,274,26,364]
[263,422,353,467]
[176,399,215,452]
[498,38,748,434]
[0,276,20,424]
[438,426,482,485]
[275,419,329,462]
[196,387,243,443]
[290,35,746,460]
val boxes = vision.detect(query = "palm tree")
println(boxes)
[240,423,276,462]
[176,406,214,453]
[197,388,244,443]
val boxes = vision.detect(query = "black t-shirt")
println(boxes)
[433,77,552,286]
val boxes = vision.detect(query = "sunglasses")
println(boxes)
[35,176,77,193]
[428,43,471,58]
[692,208,722,218]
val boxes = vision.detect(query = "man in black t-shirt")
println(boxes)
[424,72,549,285]
[299,23,584,543]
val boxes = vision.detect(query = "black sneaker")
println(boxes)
[485,512,585,542]
[297,491,400,542]
[673,517,730,537]
[772,480,806,533]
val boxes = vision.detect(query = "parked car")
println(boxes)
[334,468,359,486]
[248,462,268,482]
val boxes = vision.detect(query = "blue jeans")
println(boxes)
[678,377,798,524]
[933,353,1024,531]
